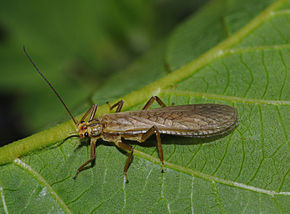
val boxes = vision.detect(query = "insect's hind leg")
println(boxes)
[73,139,97,179]
[114,141,133,183]
[140,125,164,172]
[142,96,167,110]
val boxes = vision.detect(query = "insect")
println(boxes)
[24,47,238,182]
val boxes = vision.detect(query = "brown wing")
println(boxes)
[100,104,238,137]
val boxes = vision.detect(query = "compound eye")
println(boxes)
[84,132,89,137]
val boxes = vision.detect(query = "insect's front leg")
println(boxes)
[73,139,97,179]
[142,96,167,110]
[114,141,133,183]
[140,125,164,172]
[80,104,98,122]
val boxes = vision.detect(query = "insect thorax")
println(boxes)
[87,120,103,137]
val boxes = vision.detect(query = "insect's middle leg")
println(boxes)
[114,141,133,183]
[140,125,164,172]
[106,100,124,112]
[73,139,97,179]
[142,96,167,110]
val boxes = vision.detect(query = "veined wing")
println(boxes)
[101,104,238,137]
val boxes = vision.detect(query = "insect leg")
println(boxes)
[142,96,167,110]
[106,100,124,112]
[140,125,164,172]
[115,141,133,183]
[80,104,98,123]
[73,139,97,179]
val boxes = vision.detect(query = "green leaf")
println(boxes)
[1,0,290,213]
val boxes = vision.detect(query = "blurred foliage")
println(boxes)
[0,0,207,145]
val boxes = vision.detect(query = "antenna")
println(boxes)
[23,46,78,125]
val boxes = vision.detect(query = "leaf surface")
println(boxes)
[0,0,290,213]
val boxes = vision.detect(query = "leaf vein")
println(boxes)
[234,131,246,181]
[212,134,232,176]
[211,181,225,214]
[261,51,270,99]
[0,185,8,214]
[162,89,290,105]
[13,159,72,214]
[278,50,288,100]
[225,44,290,55]
[246,105,265,185]
[133,150,290,196]
[240,53,254,98]
[221,58,231,95]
